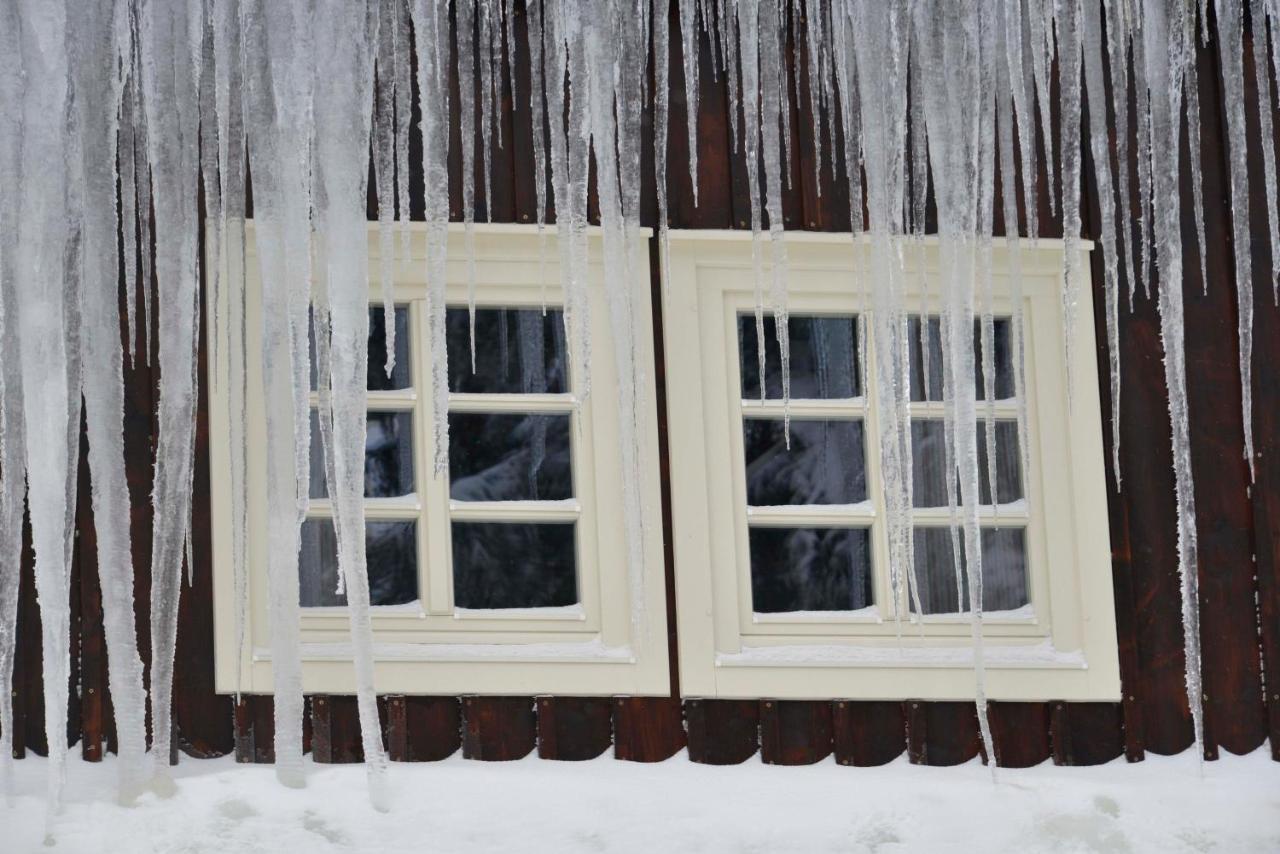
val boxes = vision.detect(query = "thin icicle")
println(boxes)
[1215,0,1256,480]
[679,0,700,204]
[139,0,205,797]
[1058,0,1084,408]
[1103,0,1139,308]
[413,0,454,476]
[1143,0,1205,761]
[394,0,413,260]
[456,0,480,370]
[0,2,25,798]
[759,0,791,431]
[375,0,398,377]
[1083,0,1125,487]
[1183,39,1209,296]
[1250,0,1280,303]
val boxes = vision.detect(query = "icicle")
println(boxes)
[456,0,480,370]
[478,0,497,221]
[1215,0,1256,480]
[1083,0,1124,487]
[525,0,550,310]
[1183,38,1210,297]
[1133,24,1154,300]
[656,0,674,299]
[1025,0,1057,217]
[1143,0,1205,761]
[200,10,224,394]
[412,0,453,475]
[1250,0,1280,302]
[73,0,151,800]
[679,0,700,203]
[995,11,1034,505]
[119,79,140,367]
[1057,0,1084,408]
[736,0,772,409]
[240,0,318,790]
[375,0,398,377]
[978,2,1000,518]
[394,0,413,261]
[138,0,205,797]
[1103,0,1139,308]
[311,0,391,809]
[0,2,24,797]
[1003,0,1038,242]
[759,0,791,431]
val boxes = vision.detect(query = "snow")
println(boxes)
[6,748,1279,853]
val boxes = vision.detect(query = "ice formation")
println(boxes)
[0,0,1275,818]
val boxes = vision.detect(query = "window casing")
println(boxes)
[209,223,670,696]
[662,231,1120,701]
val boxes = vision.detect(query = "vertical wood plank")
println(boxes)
[685,699,758,765]
[918,702,982,767]
[611,696,684,762]
[905,700,927,765]
[1051,702,1125,766]
[386,696,460,761]
[988,702,1050,768]
[759,699,832,766]
[832,700,905,767]
[536,696,612,761]
[462,696,536,761]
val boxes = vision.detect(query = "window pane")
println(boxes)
[743,418,866,506]
[309,410,415,499]
[910,419,1022,508]
[907,316,1014,402]
[299,519,418,607]
[309,306,411,392]
[447,307,568,394]
[910,526,1028,614]
[448,413,572,501]
[738,314,860,400]
[749,527,873,612]
[451,522,578,609]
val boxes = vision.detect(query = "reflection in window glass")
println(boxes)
[447,307,568,394]
[309,410,415,500]
[448,413,572,501]
[299,519,418,607]
[910,420,1022,507]
[910,526,1028,614]
[451,522,578,609]
[738,314,860,401]
[743,418,867,506]
[907,316,1014,402]
[749,527,873,612]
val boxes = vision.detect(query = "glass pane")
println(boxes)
[309,306,411,392]
[748,527,873,612]
[738,314,860,400]
[447,307,568,394]
[448,413,572,501]
[299,519,418,607]
[451,522,578,609]
[309,410,415,499]
[910,419,1022,507]
[907,316,1014,402]
[743,418,866,506]
[910,526,1029,614]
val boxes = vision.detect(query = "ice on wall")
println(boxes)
[3,0,1279,809]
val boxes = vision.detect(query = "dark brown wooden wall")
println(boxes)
[5,2,1278,769]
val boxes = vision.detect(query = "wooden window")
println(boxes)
[209,224,670,696]
[662,232,1121,701]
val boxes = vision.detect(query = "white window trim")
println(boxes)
[209,222,670,696]
[661,230,1121,701]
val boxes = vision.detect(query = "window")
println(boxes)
[662,232,1120,701]
[209,224,670,696]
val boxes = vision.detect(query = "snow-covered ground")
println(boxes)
[3,747,1277,853]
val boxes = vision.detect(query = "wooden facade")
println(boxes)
[5,3,1279,769]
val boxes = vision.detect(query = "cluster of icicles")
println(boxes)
[0,0,1276,825]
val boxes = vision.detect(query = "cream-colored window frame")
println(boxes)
[662,231,1120,701]
[209,222,669,696]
